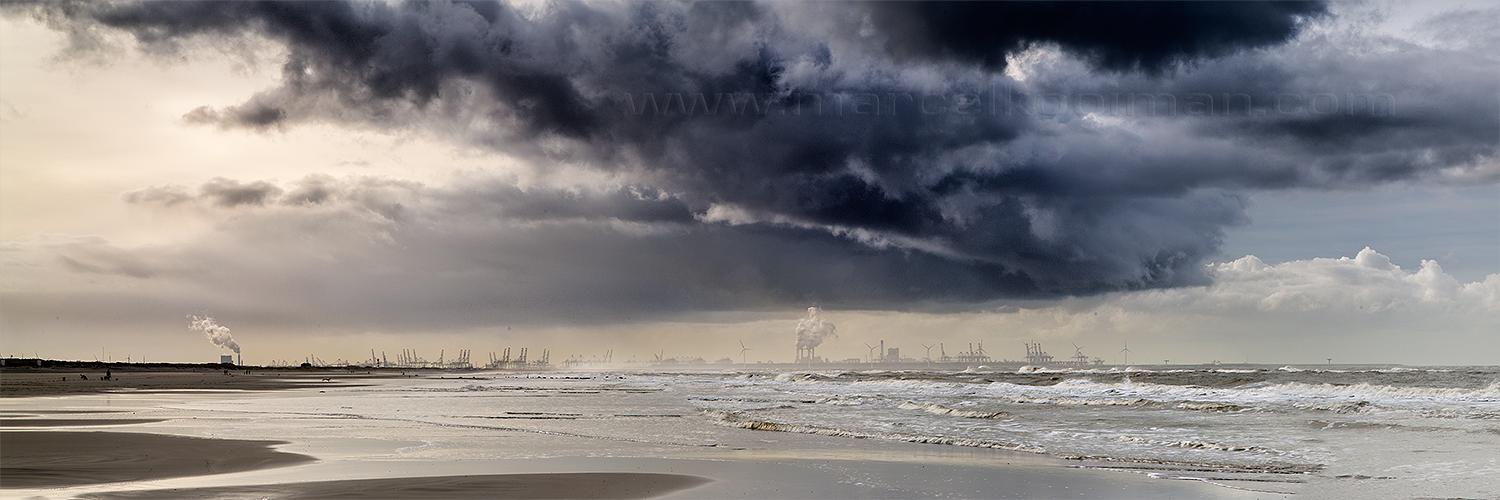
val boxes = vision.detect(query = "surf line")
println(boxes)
[159,405,735,449]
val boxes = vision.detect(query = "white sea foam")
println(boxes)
[1175,401,1251,412]
[980,377,1500,406]
[897,401,1010,419]
[1004,394,1156,406]
[1110,435,1281,454]
[817,397,864,406]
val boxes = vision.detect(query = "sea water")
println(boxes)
[675,366,1500,498]
[10,366,1498,499]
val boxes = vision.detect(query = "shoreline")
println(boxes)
[78,472,714,500]
[0,369,399,398]
[0,368,1297,499]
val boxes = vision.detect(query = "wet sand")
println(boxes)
[78,473,714,499]
[0,431,316,488]
[0,418,167,426]
[0,369,390,397]
[1,372,713,499]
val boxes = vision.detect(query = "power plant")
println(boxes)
[794,307,836,363]
[192,315,242,366]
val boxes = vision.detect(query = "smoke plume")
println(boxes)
[189,315,240,354]
[795,307,837,350]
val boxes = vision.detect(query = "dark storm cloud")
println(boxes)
[1004,28,1499,188]
[29,1,1497,314]
[123,175,696,225]
[863,1,1328,72]
[17,174,1247,330]
[10,176,1040,328]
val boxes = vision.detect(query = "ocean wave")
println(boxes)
[1176,402,1251,412]
[1295,400,1373,414]
[1249,381,1500,401]
[1302,420,1482,434]
[1420,408,1500,420]
[1060,456,1322,475]
[772,372,821,382]
[701,410,1045,453]
[1005,394,1157,407]
[897,401,1011,419]
[1016,366,1172,375]
[817,397,864,406]
[772,371,858,382]
[687,396,776,403]
[1111,435,1278,454]
[740,404,798,411]
[844,379,971,392]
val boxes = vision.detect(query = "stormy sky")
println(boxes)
[1,1,1495,366]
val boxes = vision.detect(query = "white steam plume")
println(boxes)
[796,306,837,350]
[189,315,240,354]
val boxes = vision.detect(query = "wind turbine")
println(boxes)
[739,340,753,364]
[864,342,879,363]
[921,343,935,361]
[1119,341,1132,366]
[1072,343,1088,364]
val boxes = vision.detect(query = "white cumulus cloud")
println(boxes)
[1184,248,1497,314]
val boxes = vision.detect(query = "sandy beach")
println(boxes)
[0,368,1284,499]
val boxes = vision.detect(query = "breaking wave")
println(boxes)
[1110,435,1280,454]
[1176,402,1252,412]
[897,401,1011,419]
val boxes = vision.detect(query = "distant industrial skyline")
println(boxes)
[1,1,1495,366]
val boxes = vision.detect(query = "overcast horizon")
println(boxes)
[1,0,1495,367]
